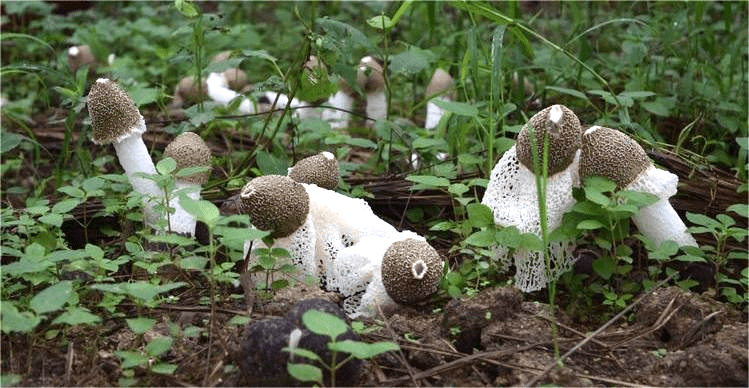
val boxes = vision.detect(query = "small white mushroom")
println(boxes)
[357,56,386,126]
[321,77,356,129]
[87,78,163,227]
[580,126,698,247]
[163,132,212,236]
[481,104,582,292]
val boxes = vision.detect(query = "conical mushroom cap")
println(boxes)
[222,68,249,91]
[287,152,339,190]
[425,68,453,98]
[516,104,582,175]
[240,175,310,238]
[579,126,652,189]
[87,78,144,144]
[357,56,385,92]
[176,76,208,104]
[164,132,212,185]
[381,238,443,304]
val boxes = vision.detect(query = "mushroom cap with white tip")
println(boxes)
[68,45,96,74]
[579,126,652,188]
[381,238,443,304]
[240,175,310,238]
[357,56,385,92]
[87,78,145,145]
[287,152,339,189]
[425,68,453,98]
[164,132,212,185]
[516,104,582,176]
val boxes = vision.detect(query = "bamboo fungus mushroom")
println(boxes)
[357,56,386,125]
[87,78,162,227]
[424,68,454,130]
[481,104,582,292]
[579,126,698,247]
[163,132,212,236]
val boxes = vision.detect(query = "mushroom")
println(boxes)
[321,77,356,129]
[481,104,582,292]
[240,175,319,279]
[67,45,97,75]
[205,71,256,114]
[87,78,163,227]
[172,76,208,107]
[287,151,340,190]
[163,132,212,236]
[357,56,386,126]
[381,238,443,304]
[424,68,454,130]
[579,126,698,247]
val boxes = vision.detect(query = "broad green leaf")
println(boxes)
[151,362,177,375]
[127,317,156,334]
[287,363,322,383]
[51,307,101,326]
[57,186,86,198]
[545,86,588,100]
[727,203,748,218]
[179,256,207,270]
[284,347,322,362]
[174,0,199,17]
[302,310,348,340]
[179,197,220,226]
[577,220,605,230]
[466,203,494,229]
[38,213,63,227]
[85,244,104,260]
[0,302,40,333]
[1,131,23,154]
[115,350,149,369]
[156,157,177,175]
[30,281,72,314]
[146,336,174,357]
[686,212,720,229]
[52,198,82,214]
[366,15,392,30]
[431,99,478,118]
[328,340,399,359]
[389,46,435,76]
[592,256,615,280]
[464,229,496,247]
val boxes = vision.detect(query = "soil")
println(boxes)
[2,275,747,387]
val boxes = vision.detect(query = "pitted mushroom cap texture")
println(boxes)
[381,238,443,304]
[240,175,310,238]
[579,126,652,189]
[176,76,208,104]
[425,68,454,98]
[516,104,582,175]
[287,152,339,189]
[87,78,144,144]
[357,56,385,92]
[164,132,212,185]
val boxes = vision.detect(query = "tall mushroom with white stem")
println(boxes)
[163,132,212,236]
[579,126,698,247]
[424,68,454,130]
[321,77,356,129]
[357,56,386,126]
[87,78,162,227]
[481,104,582,292]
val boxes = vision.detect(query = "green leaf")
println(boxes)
[0,302,40,333]
[51,198,82,214]
[302,310,348,340]
[127,317,156,334]
[366,15,392,30]
[115,350,149,369]
[466,203,494,229]
[389,46,435,76]
[85,244,105,260]
[146,336,173,357]
[174,0,199,17]
[51,307,101,326]
[179,196,219,227]
[38,213,63,227]
[30,281,73,314]
[686,212,720,229]
[405,175,450,188]
[592,256,615,280]
[1,131,23,153]
[727,203,748,218]
[284,347,322,362]
[464,229,496,247]
[157,157,177,175]
[57,186,86,198]
[577,220,605,230]
[179,256,207,270]
[431,99,478,118]
[287,363,322,384]
[328,340,399,359]
[545,86,588,101]
[151,362,178,375]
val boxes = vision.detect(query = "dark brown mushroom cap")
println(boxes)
[240,175,310,238]
[87,78,143,145]
[164,132,212,185]
[381,238,443,304]
[579,126,652,189]
[287,152,339,190]
[516,104,582,175]
[357,56,385,93]
[67,45,96,74]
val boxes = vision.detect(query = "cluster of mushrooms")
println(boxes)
[84,52,452,318]
[481,104,697,292]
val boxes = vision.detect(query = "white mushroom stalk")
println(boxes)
[424,68,453,130]
[580,126,698,248]
[357,56,386,125]
[87,78,163,227]
[481,104,582,292]
[321,78,355,129]
[163,132,212,236]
